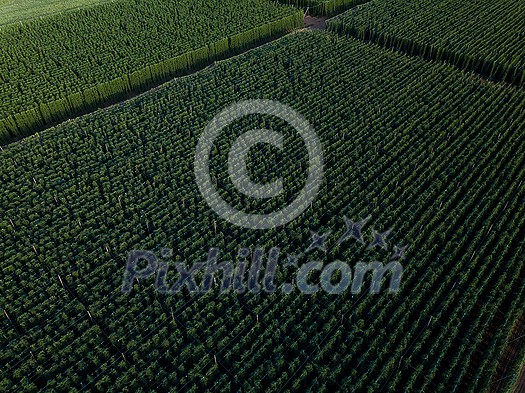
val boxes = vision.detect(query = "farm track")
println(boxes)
[489,314,525,392]
[464,281,525,391]
[514,365,525,393]
[304,16,327,30]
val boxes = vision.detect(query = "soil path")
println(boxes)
[304,16,327,30]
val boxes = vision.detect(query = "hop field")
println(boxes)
[1,31,524,391]
[0,0,303,142]
[0,0,109,26]
[328,0,525,86]
[278,0,369,16]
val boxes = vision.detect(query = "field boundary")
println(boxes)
[512,361,525,393]
[488,313,525,392]
[0,10,304,145]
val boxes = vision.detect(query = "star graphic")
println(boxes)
[390,244,408,261]
[285,254,299,267]
[367,228,392,251]
[160,248,173,259]
[305,231,331,253]
[336,215,371,245]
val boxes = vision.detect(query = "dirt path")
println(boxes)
[489,313,525,392]
[514,365,525,393]
[304,16,327,30]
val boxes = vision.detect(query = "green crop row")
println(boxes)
[1,31,524,391]
[327,0,525,86]
[278,0,369,16]
[0,0,303,144]
[0,0,110,26]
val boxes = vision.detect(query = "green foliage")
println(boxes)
[279,0,369,16]
[0,0,303,143]
[327,0,525,86]
[1,31,524,391]
[0,0,110,26]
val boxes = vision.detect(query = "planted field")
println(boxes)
[0,0,303,143]
[0,0,109,26]
[279,0,369,16]
[327,0,525,86]
[1,31,524,391]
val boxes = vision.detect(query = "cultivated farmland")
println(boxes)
[0,0,302,142]
[0,0,109,25]
[278,0,369,16]
[327,0,525,86]
[1,30,524,391]
[2,0,525,391]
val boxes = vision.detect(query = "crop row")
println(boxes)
[0,0,108,26]
[1,31,524,391]
[278,0,369,16]
[327,0,525,87]
[0,0,303,144]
